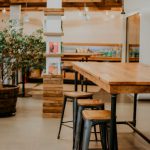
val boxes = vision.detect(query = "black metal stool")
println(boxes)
[74,99,105,150]
[57,91,93,144]
[81,110,112,150]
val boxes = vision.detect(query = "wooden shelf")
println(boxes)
[61,53,121,62]
[44,8,64,16]
[44,32,64,36]
[129,57,139,62]
[63,42,122,47]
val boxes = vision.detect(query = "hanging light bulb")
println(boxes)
[82,3,90,20]
[121,0,125,14]
[84,3,89,12]
[24,0,30,23]
[105,10,109,16]
[2,8,6,14]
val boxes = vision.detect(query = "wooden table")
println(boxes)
[72,62,150,150]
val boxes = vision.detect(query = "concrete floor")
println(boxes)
[0,84,150,150]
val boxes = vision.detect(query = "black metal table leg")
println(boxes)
[75,71,78,91]
[133,94,138,127]
[80,75,84,92]
[110,94,118,150]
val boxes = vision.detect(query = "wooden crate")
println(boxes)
[43,75,63,118]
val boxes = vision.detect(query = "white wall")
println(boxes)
[63,11,122,43]
[23,11,44,35]
[125,0,150,14]
[125,0,150,64]
[19,10,122,44]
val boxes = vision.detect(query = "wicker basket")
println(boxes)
[0,85,19,117]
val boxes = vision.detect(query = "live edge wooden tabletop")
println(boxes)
[72,62,150,94]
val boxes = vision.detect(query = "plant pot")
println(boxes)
[0,85,19,117]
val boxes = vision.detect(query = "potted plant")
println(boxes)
[0,20,21,116]
[19,29,46,97]
[0,19,46,116]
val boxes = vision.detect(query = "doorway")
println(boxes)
[126,13,140,62]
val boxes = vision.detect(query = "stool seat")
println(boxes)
[64,91,93,98]
[78,99,104,107]
[82,110,111,121]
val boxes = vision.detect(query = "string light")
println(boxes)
[2,8,6,14]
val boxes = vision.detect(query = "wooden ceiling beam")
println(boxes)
[10,0,103,3]
[0,0,122,9]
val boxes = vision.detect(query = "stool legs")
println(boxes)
[73,98,78,149]
[57,96,67,139]
[101,123,108,150]
[75,106,83,150]
[114,124,118,150]
[82,120,92,150]
[75,105,105,150]
[93,125,98,141]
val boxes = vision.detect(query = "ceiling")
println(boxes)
[0,0,122,11]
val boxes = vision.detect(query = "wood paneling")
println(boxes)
[43,75,63,118]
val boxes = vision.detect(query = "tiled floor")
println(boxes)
[0,84,150,150]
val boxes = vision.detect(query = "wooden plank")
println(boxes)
[110,85,150,94]
[44,8,64,16]
[43,78,63,82]
[44,12,64,16]
[10,0,46,3]
[43,75,63,82]
[43,107,62,113]
[43,80,63,84]
[43,113,61,118]
[72,62,150,94]
[43,87,63,91]
[43,97,63,101]
[43,91,63,97]
[87,57,121,62]
[10,0,107,3]
[43,101,63,106]
[5,0,122,9]
[43,83,63,88]
[44,8,64,12]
